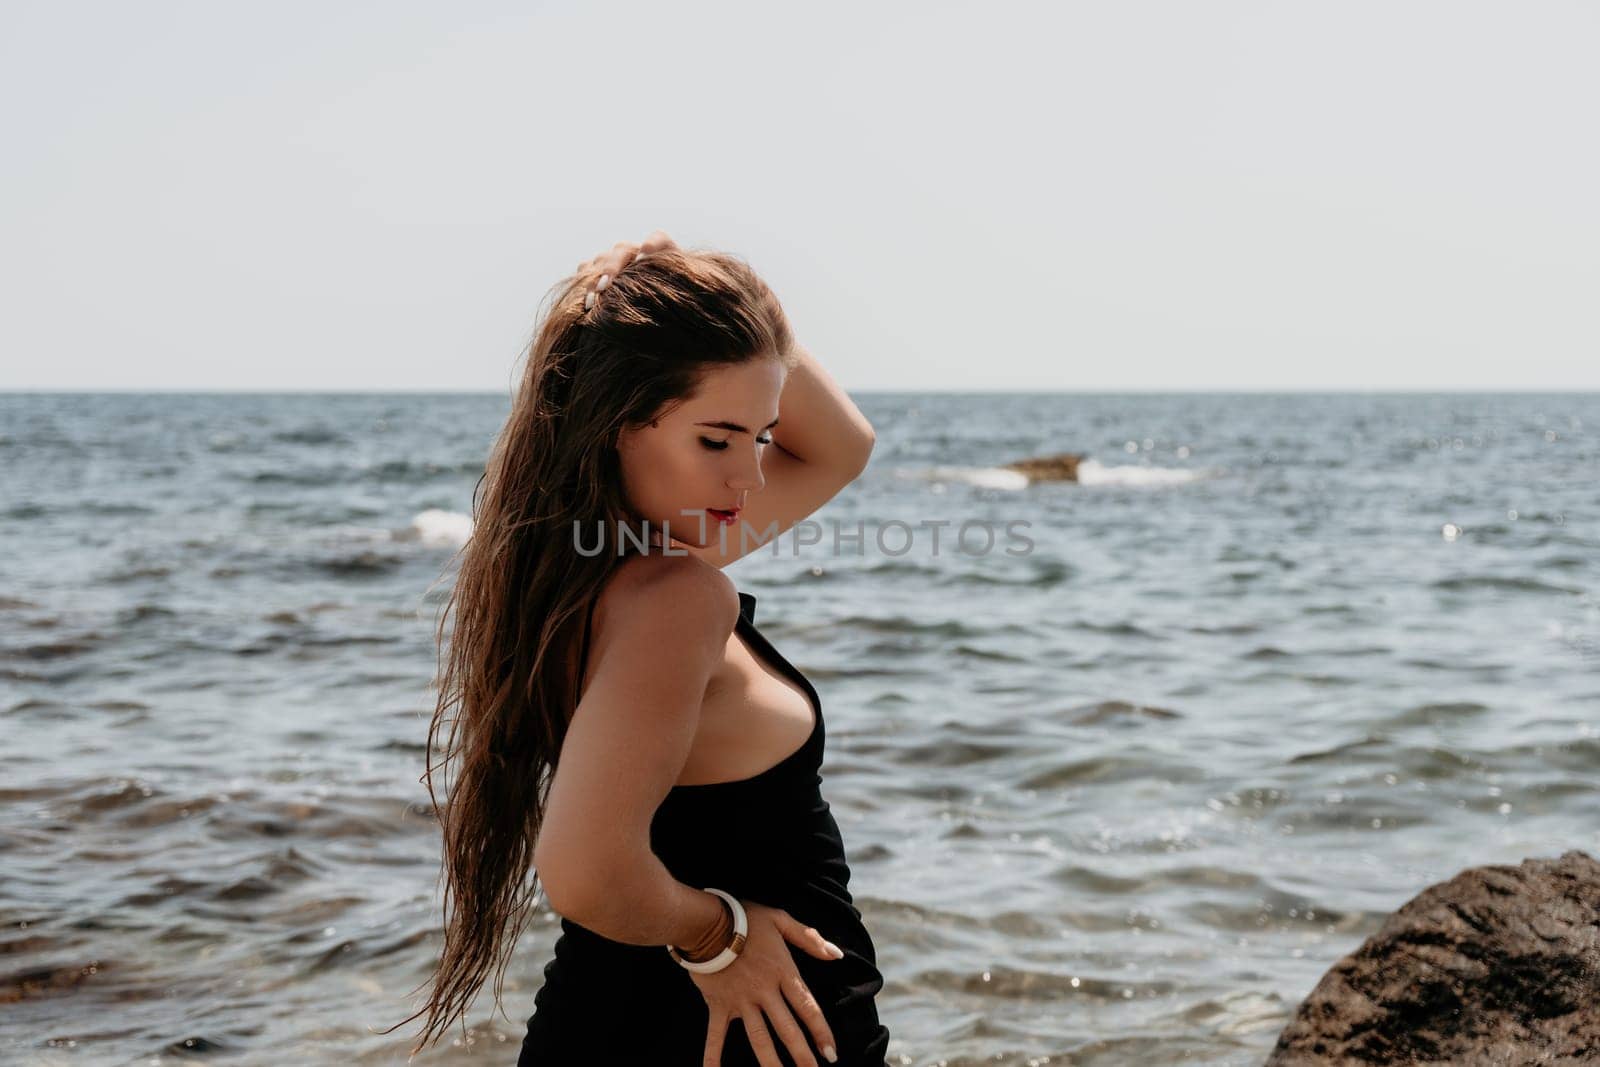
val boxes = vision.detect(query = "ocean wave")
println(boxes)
[895,458,1217,489]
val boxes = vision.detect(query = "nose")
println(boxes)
[726,444,765,496]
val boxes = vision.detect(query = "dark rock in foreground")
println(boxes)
[1001,452,1084,482]
[1265,849,1600,1065]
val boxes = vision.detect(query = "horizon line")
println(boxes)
[3,386,1598,396]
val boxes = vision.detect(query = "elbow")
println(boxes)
[534,853,572,918]
[534,842,634,927]
[534,842,599,922]
[849,427,875,475]
[834,408,875,471]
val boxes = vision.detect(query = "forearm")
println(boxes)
[772,341,876,469]
[546,849,727,952]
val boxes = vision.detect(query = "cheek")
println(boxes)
[628,440,713,506]
[672,444,723,489]
[618,437,668,507]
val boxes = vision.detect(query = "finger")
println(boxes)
[575,246,618,280]
[762,993,822,1067]
[782,972,837,1065]
[702,1014,728,1067]
[604,240,636,277]
[779,911,845,962]
[741,1007,785,1067]
[602,243,646,291]
[640,229,677,254]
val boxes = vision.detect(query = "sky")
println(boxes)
[2,0,1596,392]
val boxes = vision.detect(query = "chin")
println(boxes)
[643,517,709,550]
[663,516,711,540]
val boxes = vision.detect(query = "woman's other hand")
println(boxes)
[687,899,845,1067]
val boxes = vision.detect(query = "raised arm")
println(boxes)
[684,341,876,569]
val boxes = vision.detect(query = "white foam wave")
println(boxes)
[407,508,473,548]
[897,460,1215,490]
[1073,459,1211,488]
[894,466,1033,491]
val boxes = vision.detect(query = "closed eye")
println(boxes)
[701,434,772,451]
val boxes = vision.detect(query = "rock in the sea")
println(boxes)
[1001,452,1083,482]
[1265,849,1600,1066]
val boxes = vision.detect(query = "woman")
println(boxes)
[391,231,889,1065]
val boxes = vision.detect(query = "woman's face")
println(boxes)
[616,355,784,549]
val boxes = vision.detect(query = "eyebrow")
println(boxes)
[694,417,780,434]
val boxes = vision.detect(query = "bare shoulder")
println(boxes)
[590,551,740,659]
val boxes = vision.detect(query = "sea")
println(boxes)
[2,390,1595,1066]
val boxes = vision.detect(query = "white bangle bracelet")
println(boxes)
[666,888,748,974]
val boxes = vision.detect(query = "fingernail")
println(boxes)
[827,942,844,959]
[822,1044,837,1063]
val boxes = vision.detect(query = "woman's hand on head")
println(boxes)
[687,899,844,1067]
[576,230,680,293]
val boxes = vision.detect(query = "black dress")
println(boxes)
[518,590,892,1066]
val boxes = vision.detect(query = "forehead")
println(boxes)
[675,358,785,420]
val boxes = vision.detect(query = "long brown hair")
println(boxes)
[380,247,794,1055]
